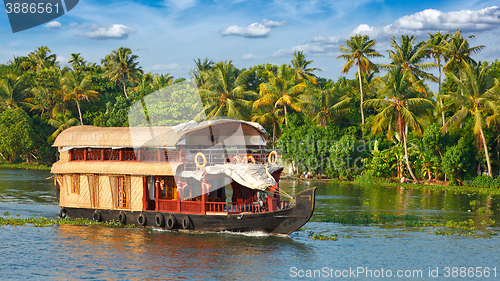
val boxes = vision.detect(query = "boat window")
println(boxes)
[117,176,129,209]
[71,174,80,194]
[157,176,177,200]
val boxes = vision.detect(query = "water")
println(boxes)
[1,168,500,280]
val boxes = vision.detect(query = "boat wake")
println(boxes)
[218,230,270,237]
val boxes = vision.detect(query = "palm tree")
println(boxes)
[338,35,383,124]
[0,74,30,109]
[442,64,500,178]
[254,64,307,125]
[150,73,174,91]
[68,53,86,70]
[196,61,256,120]
[48,105,79,142]
[191,58,214,88]
[61,71,99,125]
[252,105,283,148]
[291,51,321,85]
[425,31,450,125]
[386,35,438,83]
[102,47,143,98]
[25,86,63,115]
[364,67,433,183]
[301,83,352,128]
[23,46,58,73]
[442,30,484,96]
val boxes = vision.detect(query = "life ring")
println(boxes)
[118,211,126,224]
[59,208,67,218]
[232,155,241,164]
[181,215,191,229]
[137,213,147,226]
[268,151,278,164]
[155,214,165,227]
[248,155,256,164]
[195,152,207,168]
[92,210,101,222]
[166,215,177,229]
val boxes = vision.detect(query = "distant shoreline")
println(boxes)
[0,163,51,171]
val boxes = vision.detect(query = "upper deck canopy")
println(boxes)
[52,119,268,149]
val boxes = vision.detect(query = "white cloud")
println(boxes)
[261,19,286,28]
[222,19,286,38]
[83,24,135,40]
[311,36,342,44]
[45,21,61,29]
[393,6,500,32]
[163,0,196,11]
[147,63,191,72]
[241,53,257,59]
[349,6,500,39]
[273,44,332,56]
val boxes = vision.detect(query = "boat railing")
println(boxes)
[156,199,290,214]
[183,148,282,170]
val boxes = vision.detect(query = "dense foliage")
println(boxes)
[1,31,499,187]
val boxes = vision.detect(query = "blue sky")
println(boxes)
[1,0,499,85]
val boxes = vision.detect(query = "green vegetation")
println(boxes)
[0,30,499,188]
[0,214,136,228]
[319,212,497,239]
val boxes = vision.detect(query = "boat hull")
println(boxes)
[60,187,316,235]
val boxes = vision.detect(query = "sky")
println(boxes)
[1,0,500,85]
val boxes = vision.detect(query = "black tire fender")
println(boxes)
[155,214,165,227]
[166,215,177,229]
[118,211,126,224]
[92,210,101,222]
[59,208,67,218]
[137,213,147,226]
[181,215,191,229]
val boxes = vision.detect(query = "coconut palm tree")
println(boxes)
[254,64,307,125]
[364,67,434,183]
[338,35,383,124]
[291,51,321,85]
[385,35,438,83]
[442,30,484,96]
[102,47,143,98]
[48,105,79,142]
[61,71,99,125]
[191,58,213,88]
[0,74,30,110]
[150,73,174,91]
[442,63,500,178]
[252,105,283,148]
[301,83,352,128]
[68,53,86,70]
[426,31,450,125]
[23,46,58,73]
[196,61,256,120]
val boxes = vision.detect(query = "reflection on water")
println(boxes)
[1,169,500,279]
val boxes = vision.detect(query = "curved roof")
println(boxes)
[52,119,268,148]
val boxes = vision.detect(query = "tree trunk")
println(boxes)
[403,123,419,183]
[479,126,493,178]
[76,98,83,125]
[357,62,365,124]
[273,121,276,149]
[438,62,446,127]
[284,105,288,126]
[122,79,128,98]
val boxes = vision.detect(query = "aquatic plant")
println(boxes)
[0,215,136,228]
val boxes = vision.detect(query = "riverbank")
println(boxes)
[282,174,500,195]
[0,163,51,170]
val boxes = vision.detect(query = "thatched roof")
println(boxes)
[52,120,267,148]
[51,160,183,176]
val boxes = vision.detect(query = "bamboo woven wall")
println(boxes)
[59,173,145,212]
[130,176,143,211]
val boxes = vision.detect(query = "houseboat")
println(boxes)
[51,119,316,235]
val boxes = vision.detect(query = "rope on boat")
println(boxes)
[268,188,295,204]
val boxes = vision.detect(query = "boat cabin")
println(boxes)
[51,120,286,218]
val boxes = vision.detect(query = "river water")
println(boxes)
[1,168,500,280]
